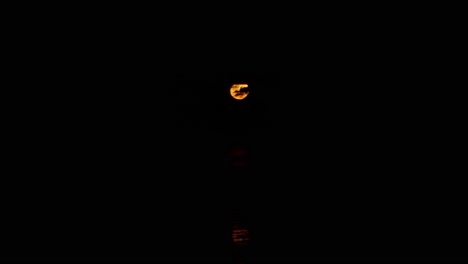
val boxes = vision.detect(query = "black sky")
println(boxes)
[1,3,464,263]
[3,67,464,261]
[3,6,465,259]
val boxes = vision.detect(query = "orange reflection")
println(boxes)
[232,228,250,246]
[229,146,247,157]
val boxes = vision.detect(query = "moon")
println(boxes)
[230,84,249,100]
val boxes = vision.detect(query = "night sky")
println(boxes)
[3,68,465,262]
[168,72,464,261]
[3,4,466,262]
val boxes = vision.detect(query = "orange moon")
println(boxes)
[230,84,249,100]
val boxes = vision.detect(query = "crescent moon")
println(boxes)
[230,84,249,100]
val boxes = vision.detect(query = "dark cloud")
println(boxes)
[234,87,250,96]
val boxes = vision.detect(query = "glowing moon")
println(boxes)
[230,84,249,100]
